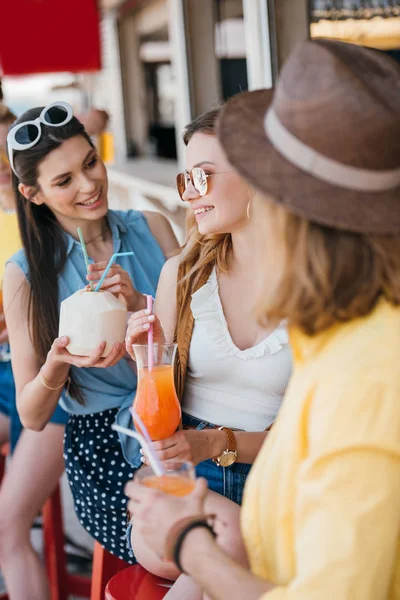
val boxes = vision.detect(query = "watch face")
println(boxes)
[219,451,237,468]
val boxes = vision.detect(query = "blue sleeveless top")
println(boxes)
[8,210,166,467]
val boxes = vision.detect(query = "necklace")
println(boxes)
[79,222,110,246]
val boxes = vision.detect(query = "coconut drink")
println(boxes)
[59,232,133,359]
[59,289,127,358]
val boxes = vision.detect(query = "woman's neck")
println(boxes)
[229,221,258,276]
[58,216,110,246]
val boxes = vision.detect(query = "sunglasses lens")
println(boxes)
[176,173,185,199]
[43,105,69,125]
[192,168,207,196]
[14,123,40,145]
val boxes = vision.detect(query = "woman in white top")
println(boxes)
[125,105,292,584]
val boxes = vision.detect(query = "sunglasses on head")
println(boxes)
[176,167,233,201]
[7,101,74,176]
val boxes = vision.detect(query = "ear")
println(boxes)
[18,183,44,206]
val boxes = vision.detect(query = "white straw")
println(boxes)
[111,423,164,476]
[130,407,165,476]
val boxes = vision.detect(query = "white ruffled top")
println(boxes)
[182,268,292,431]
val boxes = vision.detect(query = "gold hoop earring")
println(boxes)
[247,200,252,220]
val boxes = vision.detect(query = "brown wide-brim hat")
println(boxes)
[218,39,400,234]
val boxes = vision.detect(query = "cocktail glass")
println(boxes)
[135,460,195,496]
[132,343,181,441]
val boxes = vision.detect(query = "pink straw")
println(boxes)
[146,295,154,372]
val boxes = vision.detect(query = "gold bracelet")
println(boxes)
[39,367,69,391]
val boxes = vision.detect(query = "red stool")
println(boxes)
[90,542,130,600]
[42,484,92,600]
[0,442,129,600]
[105,565,171,600]
[0,442,90,600]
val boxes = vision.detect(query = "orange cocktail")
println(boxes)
[136,462,196,497]
[132,344,181,441]
[142,475,195,496]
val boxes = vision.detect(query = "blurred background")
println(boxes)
[1,0,400,243]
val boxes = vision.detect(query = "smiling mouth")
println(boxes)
[78,191,101,206]
[193,206,214,215]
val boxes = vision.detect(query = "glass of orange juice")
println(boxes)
[135,460,196,497]
[132,343,181,441]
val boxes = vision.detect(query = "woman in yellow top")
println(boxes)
[125,40,400,599]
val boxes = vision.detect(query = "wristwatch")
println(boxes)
[212,427,238,467]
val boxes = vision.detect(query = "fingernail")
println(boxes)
[60,336,68,344]
[144,309,151,316]
[139,449,144,454]
[148,315,155,322]
[140,456,146,463]
[143,323,150,330]
[114,343,121,350]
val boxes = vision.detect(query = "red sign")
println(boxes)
[0,0,101,76]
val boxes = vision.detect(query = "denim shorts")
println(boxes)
[182,413,251,506]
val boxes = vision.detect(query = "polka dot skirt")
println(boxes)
[64,408,137,563]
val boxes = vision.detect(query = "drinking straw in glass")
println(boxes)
[77,227,94,291]
[131,406,154,448]
[146,295,154,372]
[94,252,134,292]
[111,423,164,476]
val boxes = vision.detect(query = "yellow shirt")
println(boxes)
[242,300,400,600]
[0,208,21,286]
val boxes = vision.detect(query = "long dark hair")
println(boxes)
[9,107,94,404]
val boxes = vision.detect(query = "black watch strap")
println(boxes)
[173,520,217,573]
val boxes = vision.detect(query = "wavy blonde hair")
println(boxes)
[254,192,400,336]
[178,104,233,290]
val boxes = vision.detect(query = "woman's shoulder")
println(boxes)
[108,209,146,229]
[158,254,182,288]
[7,247,28,274]
[109,208,169,229]
[3,252,30,308]
[142,211,179,257]
[109,209,178,257]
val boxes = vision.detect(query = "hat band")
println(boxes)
[264,108,400,192]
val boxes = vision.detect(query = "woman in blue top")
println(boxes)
[3,102,178,596]
[0,98,70,600]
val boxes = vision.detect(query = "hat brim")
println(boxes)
[217,89,400,234]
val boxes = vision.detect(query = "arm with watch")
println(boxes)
[144,425,273,468]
